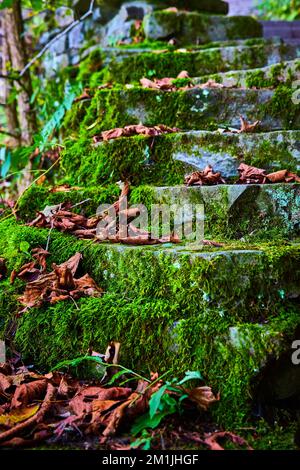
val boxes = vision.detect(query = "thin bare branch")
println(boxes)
[0,127,20,138]
[19,0,95,77]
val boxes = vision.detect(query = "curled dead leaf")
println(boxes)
[188,386,220,411]
[185,166,225,186]
[0,258,7,280]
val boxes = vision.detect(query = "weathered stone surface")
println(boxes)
[55,6,74,28]
[97,41,300,84]
[150,183,300,240]
[79,87,300,134]
[61,129,300,188]
[195,59,300,89]
[143,10,262,44]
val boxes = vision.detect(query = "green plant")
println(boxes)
[256,0,300,20]
[131,371,203,440]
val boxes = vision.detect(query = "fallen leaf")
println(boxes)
[0,404,40,428]
[94,124,180,143]
[198,79,224,89]
[74,88,91,103]
[238,115,260,133]
[11,380,47,408]
[204,431,253,451]
[185,166,225,186]
[267,169,300,183]
[0,373,12,393]
[188,386,220,411]
[0,258,7,281]
[237,163,268,184]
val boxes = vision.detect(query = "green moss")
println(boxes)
[93,44,274,85]
[225,16,262,40]
[262,85,300,129]
[77,49,103,86]
[143,11,262,44]
[17,183,120,222]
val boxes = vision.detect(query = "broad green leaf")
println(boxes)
[177,370,202,386]
[149,384,167,419]
[0,148,11,178]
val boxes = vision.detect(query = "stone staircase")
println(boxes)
[1,1,300,431]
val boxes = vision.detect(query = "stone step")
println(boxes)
[18,182,300,242]
[194,59,300,89]
[61,130,300,187]
[149,183,300,241]
[91,40,299,85]
[0,219,299,424]
[66,86,300,142]
[143,10,262,44]
[262,20,300,43]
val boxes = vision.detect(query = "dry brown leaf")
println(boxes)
[238,115,260,133]
[0,373,12,393]
[198,79,224,89]
[267,169,300,183]
[185,165,225,186]
[94,124,179,143]
[0,258,7,281]
[188,386,220,411]
[237,163,267,184]
[74,88,91,103]
[11,380,47,408]
[202,240,225,248]
[204,431,253,451]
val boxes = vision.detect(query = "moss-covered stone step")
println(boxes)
[195,59,300,89]
[17,182,300,242]
[149,183,300,241]
[65,86,300,139]
[91,41,299,85]
[142,10,262,44]
[0,219,300,425]
[61,130,300,187]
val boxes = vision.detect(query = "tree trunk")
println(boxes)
[4,1,37,145]
[1,15,21,147]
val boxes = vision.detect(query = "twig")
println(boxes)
[20,0,95,77]
[0,128,19,138]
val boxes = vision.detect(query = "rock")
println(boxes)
[55,6,75,28]
[67,23,85,50]
[102,2,154,46]
[143,10,262,44]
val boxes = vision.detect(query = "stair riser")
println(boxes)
[143,11,262,44]
[61,130,300,187]
[195,59,300,89]
[97,43,300,84]
[148,184,300,241]
[72,88,300,139]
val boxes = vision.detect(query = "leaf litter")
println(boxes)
[185,163,300,186]
[0,350,251,450]
[12,251,102,311]
[28,182,181,246]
